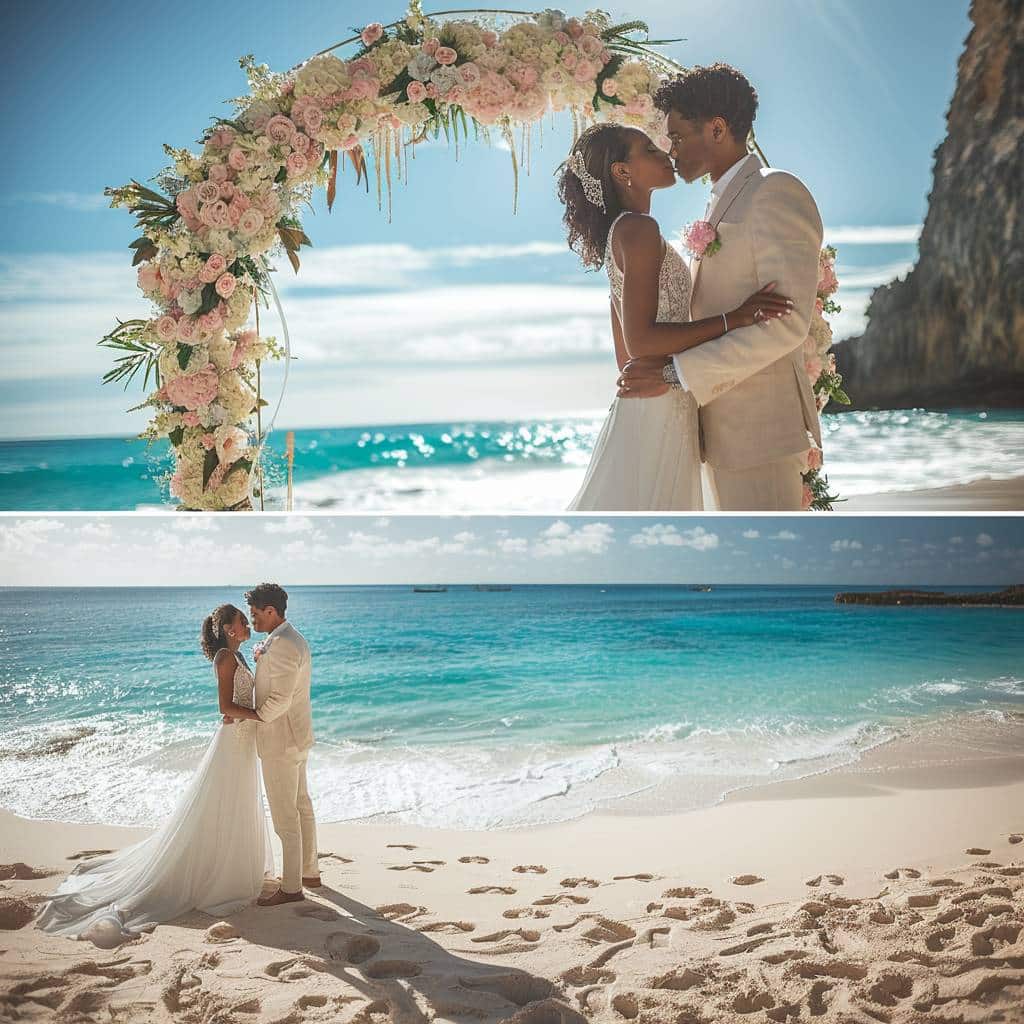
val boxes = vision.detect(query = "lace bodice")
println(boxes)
[231,655,255,708]
[605,211,691,324]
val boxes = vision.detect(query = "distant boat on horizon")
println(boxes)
[690,585,713,592]
[412,584,448,593]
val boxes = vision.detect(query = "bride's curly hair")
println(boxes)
[201,604,242,662]
[556,123,634,270]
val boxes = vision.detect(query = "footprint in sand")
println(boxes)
[662,886,710,899]
[295,903,340,922]
[731,875,764,886]
[473,928,541,944]
[612,873,656,882]
[805,874,845,888]
[503,907,551,920]
[386,844,417,850]
[204,921,240,943]
[320,851,354,864]
[264,957,316,981]
[0,863,56,880]
[867,972,913,1006]
[534,893,589,907]
[1009,834,1023,845]
[375,903,427,921]
[417,921,475,934]
[966,847,992,856]
[364,960,423,980]
[459,855,490,864]
[884,867,921,880]
[0,898,36,930]
[561,877,600,888]
[66,850,114,861]
[971,923,1022,956]
[326,932,382,964]
[583,919,636,943]
[469,885,516,895]
[513,865,548,874]
[457,971,554,1006]
[611,992,639,1019]
[389,864,435,873]
[414,860,446,866]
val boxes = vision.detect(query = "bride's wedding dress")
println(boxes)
[36,653,274,944]
[569,211,703,511]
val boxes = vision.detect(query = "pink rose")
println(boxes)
[176,189,200,222]
[200,252,228,284]
[434,46,457,66]
[407,81,427,103]
[481,29,498,47]
[201,200,230,229]
[215,272,237,299]
[601,77,618,97]
[165,365,220,411]
[237,208,265,237]
[817,260,838,296]
[340,133,361,150]
[176,317,198,344]
[231,329,257,369]
[682,220,720,258]
[201,433,216,450]
[198,308,223,333]
[228,146,247,171]
[565,18,583,38]
[805,355,823,381]
[561,51,577,70]
[553,31,570,45]
[578,34,603,57]
[457,62,481,88]
[291,132,311,154]
[806,447,823,471]
[155,315,178,343]
[207,164,229,184]
[137,264,160,292]
[286,151,309,177]
[218,180,236,202]
[303,106,324,132]
[801,483,814,510]
[208,126,235,149]
[265,114,296,145]
[573,60,596,83]
[422,37,440,55]
[196,180,221,205]
[182,411,201,427]
[360,21,384,46]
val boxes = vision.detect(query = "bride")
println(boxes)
[36,605,274,946]
[559,124,793,511]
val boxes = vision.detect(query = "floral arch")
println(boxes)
[102,2,845,511]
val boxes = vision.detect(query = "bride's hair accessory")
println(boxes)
[567,150,605,212]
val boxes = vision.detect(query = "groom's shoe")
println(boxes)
[302,875,322,888]
[257,888,305,907]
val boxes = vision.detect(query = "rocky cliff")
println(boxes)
[835,0,1024,410]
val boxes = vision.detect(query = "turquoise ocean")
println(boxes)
[1,585,1021,830]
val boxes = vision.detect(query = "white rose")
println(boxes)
[178,289,203,315]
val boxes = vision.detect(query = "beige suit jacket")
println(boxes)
[254,621,314,759]
[674,154,823,471]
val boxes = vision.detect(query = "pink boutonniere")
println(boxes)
[682,220,722,260]
[253,640,269,662]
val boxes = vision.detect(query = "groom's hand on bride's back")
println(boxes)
[618,356,671,399]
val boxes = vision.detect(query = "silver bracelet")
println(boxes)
[721,312,729,333]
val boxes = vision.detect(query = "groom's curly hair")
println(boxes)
[557,123,635,270]
[244,582,288,617]
[654,63,758,142]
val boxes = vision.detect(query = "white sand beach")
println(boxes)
[2,728,1023,1023]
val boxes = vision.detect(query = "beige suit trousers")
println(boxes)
[261,750,319,893]
[708,451,808,511]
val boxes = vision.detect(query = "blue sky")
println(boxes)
[1,1,969,438]
[1,515,1020,586]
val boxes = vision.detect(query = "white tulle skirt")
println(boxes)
[569,389,704,511]
[36,722,274,945]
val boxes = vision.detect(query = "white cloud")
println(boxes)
[629,524,719,551]
[830,538,863,552]
[976,533,994,547]
[770,530,798,541]
[534,520,613,557]
[823,225,921,245]
[5,191,109,212]
[742,529,760,539]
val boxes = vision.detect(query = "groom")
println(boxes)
[618,63,823,511]
[242,582,320,906]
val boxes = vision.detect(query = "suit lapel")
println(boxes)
[690,154,763,301]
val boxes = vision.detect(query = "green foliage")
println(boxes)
[99,319,161,391]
